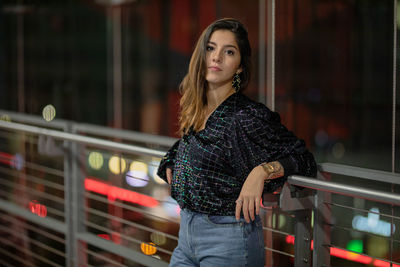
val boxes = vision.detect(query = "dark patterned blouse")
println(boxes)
[157,92,317,216]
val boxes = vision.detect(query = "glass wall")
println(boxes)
[273,1,399,266]
[275,0,396,172]
[2,0,397,170]
[0,0,265,138]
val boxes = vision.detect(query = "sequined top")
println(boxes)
[157,92,317,216]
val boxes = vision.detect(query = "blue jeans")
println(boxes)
[169,209,265,267]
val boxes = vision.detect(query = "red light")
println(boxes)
[373,259,400,267]
[285,235,400,266]
[29,200,47,218]
[285,235,295,244]
[84,177,159,207]
[330,247,372,264]
[0,151,12,165]
[111,232,121,244]
[98,234,110,240]
[97,233,121,244]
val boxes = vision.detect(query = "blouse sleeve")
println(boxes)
[234,103,317,191]
[156,139,180,183]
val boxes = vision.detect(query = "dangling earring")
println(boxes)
[232,73,241,92]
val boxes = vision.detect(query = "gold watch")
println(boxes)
[261,163,275,174]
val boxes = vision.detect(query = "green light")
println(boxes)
[347,240,363,253]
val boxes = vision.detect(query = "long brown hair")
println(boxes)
[178,18,252,135]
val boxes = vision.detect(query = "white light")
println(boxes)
[11,153,24,170]
[162,196,180,218]
[352,207,395,237]
[367,207,379,228]
[126,170,149,187]
[126,161,149,187]
[148,160,167,185]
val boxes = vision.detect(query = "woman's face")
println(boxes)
[205,30,242,90]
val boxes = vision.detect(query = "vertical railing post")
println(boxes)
[266,0,275,110]
[66,124,87,266]
[279,182,315,266]
[293,209,312,267]
[312,172,331,267]
[64,122,73,267]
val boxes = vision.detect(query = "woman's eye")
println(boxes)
[226,50,235,55]
[206,46,214,51]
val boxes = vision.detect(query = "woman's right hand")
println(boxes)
[166,168,172,184]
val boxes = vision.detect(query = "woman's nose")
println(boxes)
[212,51,222,62]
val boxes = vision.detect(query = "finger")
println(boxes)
[242,198,250,223]
[166,168,172,184]
[256,196,261,216]
[249,198,255,221]
[235,199,243,221]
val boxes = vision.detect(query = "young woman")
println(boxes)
[157,18,317,266]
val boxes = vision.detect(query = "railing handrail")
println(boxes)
[72,123,177,148]
[1,119,400,198]
[0,109,70,129]
[0,120,165,157]
[319,162,400,185]
[287,175,400,206]
[0,109,177,148]
[1,118,399,182]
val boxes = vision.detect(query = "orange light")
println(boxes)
[84,177,159,207]
[141,242,157,255]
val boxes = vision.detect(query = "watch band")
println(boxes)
[261,162,275,174]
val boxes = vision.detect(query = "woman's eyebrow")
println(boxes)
[207,41,238,50]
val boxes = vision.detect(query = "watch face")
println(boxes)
[267,164,274,172]
[262,163,274,173]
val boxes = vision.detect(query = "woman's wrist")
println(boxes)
[260,161,284,181]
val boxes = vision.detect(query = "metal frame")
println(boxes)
[312,173,332,267]
[266,0,276,111]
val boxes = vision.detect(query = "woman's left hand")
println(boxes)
[235,166,266,223]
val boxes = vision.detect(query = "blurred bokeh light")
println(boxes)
[42,104,56,122]
[108,155,126,174]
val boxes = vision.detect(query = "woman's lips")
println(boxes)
[208,66,222,71]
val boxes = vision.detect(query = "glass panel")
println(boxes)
[0,0,264,138]
[275,1,399,266]
[275,0,394,171]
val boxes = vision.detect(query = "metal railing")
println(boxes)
[0,111,400,267]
